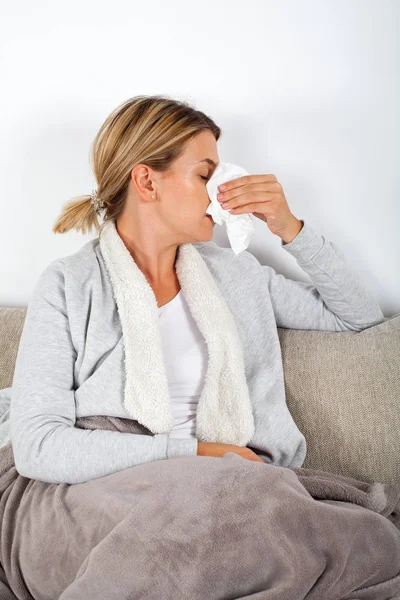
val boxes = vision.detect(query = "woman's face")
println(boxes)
[155,130,220,243]
[127,129,220,245]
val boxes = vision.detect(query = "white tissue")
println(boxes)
[205,162,255,254]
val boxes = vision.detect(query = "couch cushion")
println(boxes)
[278,313,400,485]
[0,308,27,390]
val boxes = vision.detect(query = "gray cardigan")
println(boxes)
[6,218,384,484]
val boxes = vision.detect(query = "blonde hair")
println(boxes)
[52,95,221,235]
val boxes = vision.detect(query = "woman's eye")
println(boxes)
[200,176,210,181]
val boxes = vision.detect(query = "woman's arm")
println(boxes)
[10,259,197,485]
[242,220,385,332]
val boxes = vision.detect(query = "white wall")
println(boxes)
[1,0,399,315]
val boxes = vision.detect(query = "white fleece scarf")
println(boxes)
[99,219,255,446]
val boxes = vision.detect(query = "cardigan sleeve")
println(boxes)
[242,220,386,332]
[10,259,198,485]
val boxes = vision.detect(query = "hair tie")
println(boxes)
[90,189,105,216]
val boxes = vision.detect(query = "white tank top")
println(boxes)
[157,289,208,439]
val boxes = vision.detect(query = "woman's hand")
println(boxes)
[197,442,264,463]
[216,174,303,243]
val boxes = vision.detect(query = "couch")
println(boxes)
[1,306,399,485]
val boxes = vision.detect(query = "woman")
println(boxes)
[10,94,386,486]
[4,95,399,600]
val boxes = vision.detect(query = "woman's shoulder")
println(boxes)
[34,238,100,294]
[191,240,261,269]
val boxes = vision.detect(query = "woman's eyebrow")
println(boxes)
[198,158,218,167]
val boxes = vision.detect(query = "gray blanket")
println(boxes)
[0,415,399,600]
